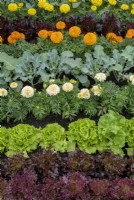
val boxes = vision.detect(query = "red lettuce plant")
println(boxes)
[3,169,38,200]
[101,151,127,178]
[31,149,61,178]
[40,177,62,200]
[6,154,27,176]
[0,177,7,199]
[110,178,134,199]
[89,179,110,199]
[61,172,89,200]
[66,148,95,174]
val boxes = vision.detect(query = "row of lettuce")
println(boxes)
[1,81,134,122]
[1,0,134,24]
[0,111,134,157]
[0,149,134,199]
[0,171,134,200]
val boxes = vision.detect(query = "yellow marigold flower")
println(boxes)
[69,26,81,38]
[120,4,129,10]
[132,4,134,9]
[38,30,49,39]
[91,0,103,7]
[91,5,97,11]
[56,21,66,30]
[83,32,97,45]
[0,36,3,43]
[68,0,78,2]
[60,4,70,14]
[126,29,134,38]
[10,82,18,88]
[18,3,24,8]
[38,2,46,8]
[44,3,54,11]
[131,9,134,14]
[0,88,8,97]
[8,3,18,12]
[91,85,102,96]
[7,35,17,44]
[28,8,37,15]
[108,0,117,6]
[50,32,64,44]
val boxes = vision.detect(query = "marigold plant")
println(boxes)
[56,21,66,30]
[69,26,81,38]
[38,30,49,39]
[126,29,134,38]
[50,32,64,44]
[8,3,18,12]
[91,0,103,7]
[83,32,97,45]
[0,36,3,43]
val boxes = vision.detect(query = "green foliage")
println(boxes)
[67,118,98,154]
[0,126,8,153]
[6,124,41,157]
[98,110,129,156]
[126,118,134,156]
[40,123,75,152]
[98,81,128,115]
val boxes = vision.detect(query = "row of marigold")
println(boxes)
[0,26,134,45]
[6,1,134,14]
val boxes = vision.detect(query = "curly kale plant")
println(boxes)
[6,124,41,157]
[98,110,129,156]
[67,118,98,154]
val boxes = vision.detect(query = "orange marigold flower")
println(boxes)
[11,31,21,39]
[83,32,97,45]
[38,30,49,39]
[126,29,134,38]
[69,26,81,38]
[116,36,123,43]
[50,31,63,44]
[18,33,25,39]
[56,21,66,30]
[7,35,16,44]
[0,36,3,42]
[106,32,117,40]
[48,31,53,37]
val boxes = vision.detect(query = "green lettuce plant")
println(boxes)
[98,110,129,156]
[0,126,8,153]
[40,123,75,152]
[126,118,134,156]
[67,118,98,154]
[6,124,41,157]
